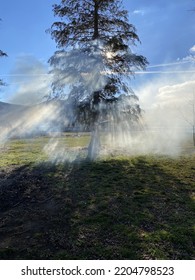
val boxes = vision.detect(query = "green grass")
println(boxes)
[0,138,47,167]
[0,136,194,260]
[0,134,90,167]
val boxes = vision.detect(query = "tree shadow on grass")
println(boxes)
[0,156,194,259]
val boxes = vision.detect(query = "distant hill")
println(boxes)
[0,101,28,112]
[0,101,29,126]
[0,100,68,138]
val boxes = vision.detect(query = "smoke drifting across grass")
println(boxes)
[0,102,64,143]
[1,51,195,161]
[127,60,195,156]
[99,52,195,157]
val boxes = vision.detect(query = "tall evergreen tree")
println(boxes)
[48,0,148,159]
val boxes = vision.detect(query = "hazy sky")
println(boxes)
[1,0,195,104]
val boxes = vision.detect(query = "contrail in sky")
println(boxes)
[2,71,195,80]
[1,59,195,80]
[0,59,194,77]
[147,60,193,69]
[135,70,195,74]
[0,74,51,77]
[101,70,195,75]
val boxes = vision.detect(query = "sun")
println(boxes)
[105,51,114,59]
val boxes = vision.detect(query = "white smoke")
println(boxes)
[8,55,51,105]
[1,48,195,161]
[43,138,82,163]
[0,101,64,143]
[100,48,195,157]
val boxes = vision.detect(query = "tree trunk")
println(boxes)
[193,94,195,147]
[93,0,99,39]
[87,123,101,160]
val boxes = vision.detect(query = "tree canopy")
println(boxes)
[50,0,140,47]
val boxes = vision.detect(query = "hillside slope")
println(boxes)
[0,100,67,137]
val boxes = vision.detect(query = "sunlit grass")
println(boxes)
[0,134,90,167]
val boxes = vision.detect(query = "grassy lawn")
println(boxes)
[0,134,90,167]
[0,135,194,259]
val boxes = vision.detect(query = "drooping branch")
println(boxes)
[0,50,7,57]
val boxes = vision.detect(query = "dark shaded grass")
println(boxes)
[0,155,194,260]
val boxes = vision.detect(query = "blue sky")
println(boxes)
[1,0,195,104]
[126,0,195,64]
[0,0,56,72]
